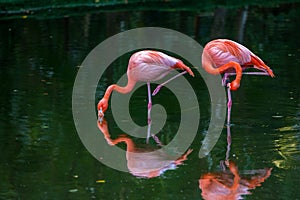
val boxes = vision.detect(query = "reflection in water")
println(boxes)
[97,119,192,178]
[273,103,300,169]
[199,161,272,200]
[199,126,272,199]
[0,3,299,199]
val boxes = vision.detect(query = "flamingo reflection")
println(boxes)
[199,126,272,200]
[97,119,192,178]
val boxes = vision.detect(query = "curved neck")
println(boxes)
[111,137,135,152]
[217,62,242,84]
[103,78,136,100]
[202,52,242,84]
[97,120,135,152]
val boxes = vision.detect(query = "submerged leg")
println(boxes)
[146,121,152,144]
[220,123,232,170]
[225,125,232,162]
[152,71,187,96]
[146,82,152,143]
[224,71,271,124]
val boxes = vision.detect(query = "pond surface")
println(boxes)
[1,3,300,200]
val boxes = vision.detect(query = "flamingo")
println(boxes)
[202,39,275,125]
[97,50,194,125]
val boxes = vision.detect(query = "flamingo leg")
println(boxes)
[227,85,232,126]
[220,125,232,170]
[226,125,232,162]
[224,71,270,125]
[146,82,152,143]
[222,73,230,86]
[225,71,270,76]
[146,83,163,145]
[152,71,187,96]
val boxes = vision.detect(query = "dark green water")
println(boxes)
[1,3,300,200]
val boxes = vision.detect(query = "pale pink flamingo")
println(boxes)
[97,50,194,129]
[202,39,275,125]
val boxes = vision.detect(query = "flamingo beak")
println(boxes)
[98,108,104,122]
[98,116,103,124]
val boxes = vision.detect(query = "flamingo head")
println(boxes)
[228,80,240,91]
[97,98,108,118]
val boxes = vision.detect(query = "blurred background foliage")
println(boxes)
[0,0,299,19]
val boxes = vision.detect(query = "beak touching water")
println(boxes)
[98,108,104,123]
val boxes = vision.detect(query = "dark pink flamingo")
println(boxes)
[202,39,275,125]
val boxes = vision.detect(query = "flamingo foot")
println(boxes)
[152,134,164,146]
[152,85,162,96]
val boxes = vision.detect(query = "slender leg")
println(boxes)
[223,71,270,89]
[146,82,163,145]
[152,71,187,96]
[146,121,152,144]
[225,71,270,77]
[146,82,152,143]
[220,85,232,168]
[227,85,232,126]
[222,73,229,86]
[220,121,232,170]
[224,71,271,88]
[224,71,270,125]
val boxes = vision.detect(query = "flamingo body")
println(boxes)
[203,39,252,68]
[128,51,181,82]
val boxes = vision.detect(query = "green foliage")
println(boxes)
[1,0,300,20]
